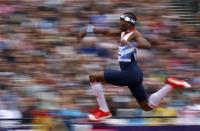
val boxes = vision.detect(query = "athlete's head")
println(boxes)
[120,12,136,31]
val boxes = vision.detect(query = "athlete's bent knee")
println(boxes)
[89,72,105,83]
[141,106,152,111]
[139,101,153,111]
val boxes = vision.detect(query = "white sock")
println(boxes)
[90,82,109,112]
[148,84,172,108]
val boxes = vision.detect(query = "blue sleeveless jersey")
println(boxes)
[118,31,137,62]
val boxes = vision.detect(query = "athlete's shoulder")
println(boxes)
[132,30,146,41]
[127,30,141,41]
[134,30,143,37]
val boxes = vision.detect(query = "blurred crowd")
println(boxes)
[0,0,199,130]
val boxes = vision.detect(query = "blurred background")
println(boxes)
[0,0,199,130]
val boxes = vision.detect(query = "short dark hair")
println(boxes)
[123,12,137,22]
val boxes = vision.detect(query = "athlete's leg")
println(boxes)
[129,77,191,111]
[148,84,172,108]
[88,69,130,121]
[89,69,130,86]
[128,83,152,111]
[89,71,109,112]
[136,84,173,111]
[148,77,191,108]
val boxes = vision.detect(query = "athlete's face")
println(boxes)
[120,18,129,32]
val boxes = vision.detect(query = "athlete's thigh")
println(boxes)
[104,69,129,86]
[128,82,149,103]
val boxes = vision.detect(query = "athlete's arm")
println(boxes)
[77,25,120,43]
[133,30,151,49]
[120,30,151,49]
[77,26,89,43]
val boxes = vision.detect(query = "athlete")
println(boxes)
[77,12,191,121]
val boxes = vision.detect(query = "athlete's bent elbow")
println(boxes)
[146,43,151,49]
